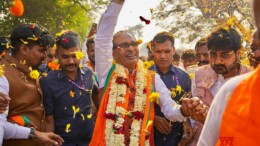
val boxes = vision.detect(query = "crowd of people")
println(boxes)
[0,0,260,146]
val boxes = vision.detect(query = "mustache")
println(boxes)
[212,64,227,69]
[65,64,77,67]
[198,60,209,66]
[211,63,228,74]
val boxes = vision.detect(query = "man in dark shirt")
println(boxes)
[41,30,99,146]
[150,32,193,146]
[39,45,56,74]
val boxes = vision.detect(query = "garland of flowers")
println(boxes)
[129,61,148,146]
[104,63,127,146]
[104,60,150,146]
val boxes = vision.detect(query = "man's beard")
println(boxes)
[250,56,260,68]
[211,59,239,75]
[198,60,209,66]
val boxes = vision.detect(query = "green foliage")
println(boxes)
[153,0,254,45]
[0,0,108,42]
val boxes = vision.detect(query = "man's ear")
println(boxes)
[112,49,116,59]
[20,44,28,56]
[237,48,242,58]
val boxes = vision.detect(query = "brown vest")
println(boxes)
[1,55,46,146]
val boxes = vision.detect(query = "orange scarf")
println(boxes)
[87,61,94,72]
[90,66,155,146]
[217,65,260,146]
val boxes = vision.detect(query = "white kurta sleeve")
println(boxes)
[95,2,123,88]
[0,76,9,145]
[3,122,30,139]
[155,74,186,122]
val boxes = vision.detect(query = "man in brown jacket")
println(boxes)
[0,23,57,146]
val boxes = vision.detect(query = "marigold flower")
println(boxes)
[75,51,84,60]
[176,85,182,94]
[137,38,143,45]
[29,70,40,79]
[171,91,176,98]
[189,73,194,80]
[149,92,160,104]
[143,61,151,69]
[48,60,60,70]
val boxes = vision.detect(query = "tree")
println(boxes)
[126,24,144,39]
[0,0,108,41]
[153,0,254,45]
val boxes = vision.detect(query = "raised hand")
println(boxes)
[112,0,125,5]
[87,23,97,38]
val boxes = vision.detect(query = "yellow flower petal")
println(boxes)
[176,85,182,94]
[56,30,67,37]
[189,73,194,80]
[72,106,80,118]
[137,38,143,45]
[143,61,151,69]
[42,72,48,77]
[87,114,92,119]
[149,61,154,66]
[70,90,75,98]
[112,60,117,65]
[65,123,71,133]
[146,120,153,130]
[20,39,28,45]
[0,65,5,77]
[171,91,177,98]
[81,114,85,121]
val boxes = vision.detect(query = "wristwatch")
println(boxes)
[28,127,35,140]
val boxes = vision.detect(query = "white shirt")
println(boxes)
[197,72,252,146]
[95,2,186,122]
[0,76,30,145]
[0,76,9,118]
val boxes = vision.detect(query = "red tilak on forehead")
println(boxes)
[63,38,69,43]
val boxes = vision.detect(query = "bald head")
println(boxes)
[112,31,136,49]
